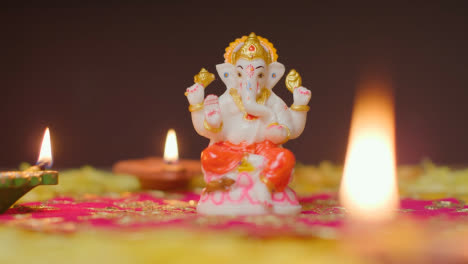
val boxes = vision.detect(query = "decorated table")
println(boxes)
[0,163,468,264]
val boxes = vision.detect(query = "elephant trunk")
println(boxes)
[240,80,272,118]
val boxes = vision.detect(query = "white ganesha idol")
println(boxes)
[185,33,311,215]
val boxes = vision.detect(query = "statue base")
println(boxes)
[197,154,301,215]
[197,187,301,215]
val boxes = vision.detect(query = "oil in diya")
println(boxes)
[0,128,58,213]
[184,33,311,215]
[113,129,201,190]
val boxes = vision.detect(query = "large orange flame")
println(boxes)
[339,78,399,221]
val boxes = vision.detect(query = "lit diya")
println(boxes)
[113,129,201,190]
[0,128,58,213]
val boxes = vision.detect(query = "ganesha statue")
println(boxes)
[185,33,311,215]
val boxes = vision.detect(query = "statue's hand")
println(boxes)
[265,123,289,145]
[185,83,204,105]
[204,95,222,128]
[293,86,312,106]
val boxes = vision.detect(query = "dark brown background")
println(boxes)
[0,1,467,168]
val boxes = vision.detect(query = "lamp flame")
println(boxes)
[339,79,399,221]
[164,129,179,163]
[37,127,53,168]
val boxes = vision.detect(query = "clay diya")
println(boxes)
[0,128,58,213]
[113,129,201,190]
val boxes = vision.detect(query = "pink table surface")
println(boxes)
[0,192,466,237]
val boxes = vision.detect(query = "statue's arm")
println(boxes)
[186,83,225,141]
[274,86,311,139]
[288,86,311,139]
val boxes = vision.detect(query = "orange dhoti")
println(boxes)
[201,140,295,192]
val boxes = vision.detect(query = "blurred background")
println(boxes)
[0,1,467,168]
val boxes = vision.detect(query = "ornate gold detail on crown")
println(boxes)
[224,33,278,65]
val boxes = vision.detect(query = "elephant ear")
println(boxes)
[266,62,286,90]
[216,63,236,89]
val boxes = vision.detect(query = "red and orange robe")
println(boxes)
[201,140,295,192]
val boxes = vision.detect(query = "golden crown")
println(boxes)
[224,32,278,65]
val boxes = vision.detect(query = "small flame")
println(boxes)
[339,78,399,221]
[37,127,53,168]
[163,129,179,163]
